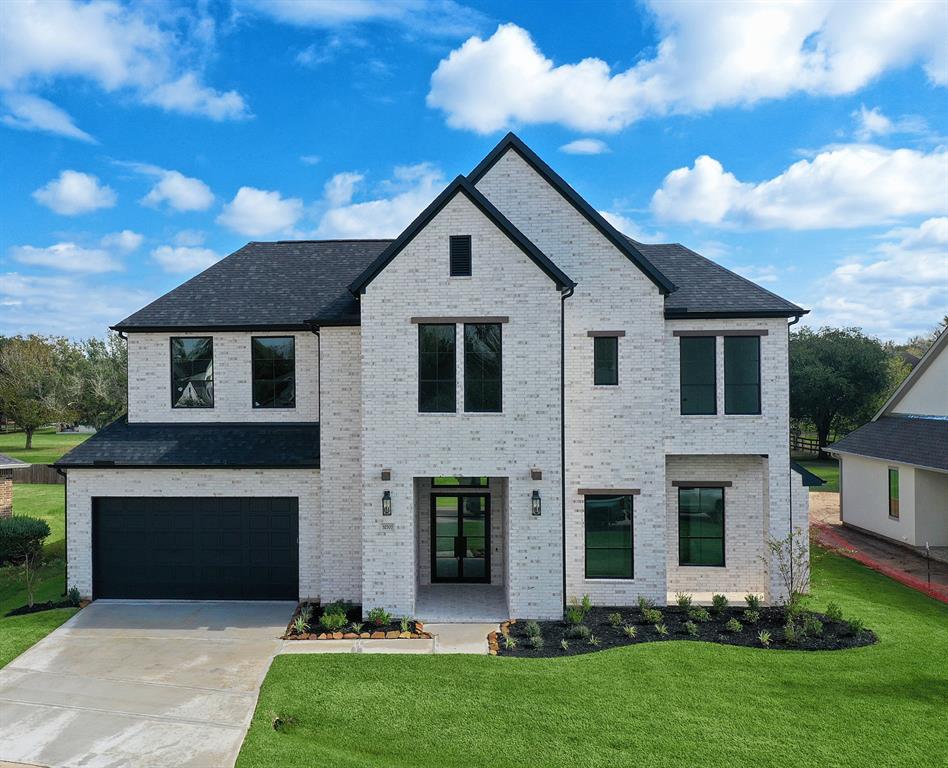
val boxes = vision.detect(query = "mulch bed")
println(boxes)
[283,601,431,641]
[490,605,877,657]
[6,599,77,617]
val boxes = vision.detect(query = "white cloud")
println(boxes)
[599,211,664,243]
[808,217,948,339]
[151,245,221,274]
[560,138,610,155]
[142,73,249,121]
[428,4,947,133]
[100,230,143,253]
[650,145,948,230]
[1,93,94,142]
[32,170,117,215]
[173,229,205,246]
[852,105,928,141]
[139,167,214,212]
[10,242,121,273]
[217,187,304,237]
[300,155,321,166]
[323,171,364,207]
[316,163,443,238]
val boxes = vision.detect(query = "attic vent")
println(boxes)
[449,235,472,276]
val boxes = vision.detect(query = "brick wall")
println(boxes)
[0,474,12,518]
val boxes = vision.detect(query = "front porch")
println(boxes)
[415,584,509,622]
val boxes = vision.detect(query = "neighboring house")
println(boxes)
[0,454,27,518]
[56,134,814,618]
[831,330,948,549]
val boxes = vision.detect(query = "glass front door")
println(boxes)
[431,493,490,583]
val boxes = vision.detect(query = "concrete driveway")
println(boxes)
[0,601,295,768]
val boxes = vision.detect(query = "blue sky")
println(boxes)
[1,0,946,341]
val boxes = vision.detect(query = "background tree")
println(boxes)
[789,327,889,457]
[0,336,68,449]
[67,332,127,430]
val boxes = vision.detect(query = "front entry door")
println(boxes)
[431,493,490,583]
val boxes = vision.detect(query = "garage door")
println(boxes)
[92,497,299,600]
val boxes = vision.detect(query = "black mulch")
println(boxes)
[283,601,427,639]
[495,605,877,657]
[6,599,75,617]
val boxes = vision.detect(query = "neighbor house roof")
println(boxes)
[791,461,826,487]
[0,453,27,470]
[54,419,320,469]
[874,329,948,419]
[829,416,948,472]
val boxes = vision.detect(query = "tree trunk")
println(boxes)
[815,420,831,460]
[24,428,33,450]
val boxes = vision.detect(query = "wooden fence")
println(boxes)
[11,464,64,485]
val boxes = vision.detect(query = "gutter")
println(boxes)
[786,314,802,588]
[560,284,575,614]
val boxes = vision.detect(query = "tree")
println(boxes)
[790,327,889,457]
[0,516,51,608]
[0,336,68,449]
[66,332,127,430]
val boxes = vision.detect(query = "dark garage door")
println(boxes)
[92,497,299,600]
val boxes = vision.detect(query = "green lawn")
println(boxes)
[238,551,948,768]
[0,484,76,667]
[0,427,90,465]
[797,458,840,492]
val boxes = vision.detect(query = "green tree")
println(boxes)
[790,327,889,458]
[0,336,68,449]
[67,332,127,430]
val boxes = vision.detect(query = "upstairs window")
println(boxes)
[678,487,725,567]
[593,336,619,385]
[888,468,900,519]
[680,336,716,415]
[252,337,296,408]
[449,235,472,276]
[171,337,214,408]
[464,323,502,412]
[584,495,634,579]
[724,336,761,414]
[419,324,456,412]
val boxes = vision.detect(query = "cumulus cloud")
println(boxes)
[100,230,143,253]
[142,73,249,121]
[852,105,928,141]
[32,170,117,215]
[1,93,95,142]
[560,138,610,155]
[217,187,304,237]
[151,245,221,273]
[10,242,120,273]
[808,217,948,339]
[599,211,665,243]
[428,4,947,133]
[650,145,948,230]
[137,166,214,212]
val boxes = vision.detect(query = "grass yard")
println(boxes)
[796,458,840,492]
[0,427,90,465]
[0,484,76,668]
[238,551,948,768]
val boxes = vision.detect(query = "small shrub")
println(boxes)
[847,617,866,635]
[642,607,663,624]
[786,597,808,624]
[608,612,623,627]
[323,600,350,617]
[299,604,313,623]
[743,609,760,625]
[503,634,518,649]
[67,586,81,607]
[559,639,569,651]
[0,516,51,608]
[269,711,298,733]
[319,612,347,632]
[758,630,772,648]
[622,624,637,639]
[688,607,711,623]
[565,594,591,626]
[725,618,743,633]
[711,594,728,613]
[566,624,592,640]
[684,620,699,637]
[291,615,309,635]
[525,620,542,638]
[637,595,655,614]
[744,593,762,611]
[674,592,693,610]
[350,622,364,634]
[529,634,544,649]
[783,622,801,645]
[587,634,600,647]
[655,623,669,637]
[803,614,823,637]
[367,607,391,626]
[399,617,411,633]
[825,602,844,622]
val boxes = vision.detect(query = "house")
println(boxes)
[830,329,948,549]
[0,454,27,518]
[55,134,815,619]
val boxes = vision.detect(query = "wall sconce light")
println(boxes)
[531,489,541,516]
[382,490,392,516]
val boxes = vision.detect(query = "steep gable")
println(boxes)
[878,330,948,418]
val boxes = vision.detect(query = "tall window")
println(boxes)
[464,323,502,412]
[888,468,900,519]
[724,336,761,414]
[584,495,634,579]
[680,336,716,415]
[252,337,296,408]
[170,337,213,408]
[419,324,456,412]
[449,235,472,276]
[593,336,618,385]
[678,487,725,566]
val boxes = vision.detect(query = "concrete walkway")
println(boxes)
[0,601,295,768]
[280,623,498,655]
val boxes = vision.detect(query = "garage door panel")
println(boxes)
[92,497,299,600]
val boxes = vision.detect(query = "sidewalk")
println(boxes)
[810,493,948,604]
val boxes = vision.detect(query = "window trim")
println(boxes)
[418,323,457,414]
[449,234,472,277]
[677,486,726,568]
[583,494,635,580]
[463,322,502,413]
[679,335,717,415]
[593,335,619,386]
[724,335,762,415]
[169,336,214,409]
[888,466,900,519]
[251,335,297,409]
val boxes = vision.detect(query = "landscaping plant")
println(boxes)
[689,607,711,623]
[743,610,760,625]
[291,615,309,635]
[684,621,699,637]
[608,611,623,627]
[675,592,693,610]
[758,629,772,647]
[725,618,743,633]
[622,624,637,639]
[319,612,348,632]
[711,594,728,613]
[825,602,844,622]
[654,623,669,637]
[744,593,762,611]
[0,516,50,608]
[367,607,391,627]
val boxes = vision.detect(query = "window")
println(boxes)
[594,336,618,385]
[464,323,502,412]
[432,476,488,487]
[584,495,634,579]
[678,487,725,566]
[419,324,456,412]
[170,337,213,408]
[724,336,761,414]
[888,468,900,519]
[252,337,296,408]
[680,336,716,415]
[449,235,472,276]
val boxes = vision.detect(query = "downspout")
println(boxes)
[55,467,67,596]
[786,314,801,588]
[560,284,575,614]
[308,323,321,422]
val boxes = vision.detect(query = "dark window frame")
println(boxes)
[418,323,457,413]
[724,335,761,415]
[431,476,489,488]
[888,467,900,519]
[593,335,619,386]
[584,494,635,580]
[170,336,214,409]
[251,335,297,409]
[463,322,502,413]
[677,486,726,567]
[449,235,472,277]
[679,335,717,415]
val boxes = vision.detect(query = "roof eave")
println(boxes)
[664,309,808,320]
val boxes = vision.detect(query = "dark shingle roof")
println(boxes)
[830,416,948,471]
[54,419,319,468]
[791,461,826,487]
[114,240,390,330]
[0,453,27,468]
